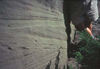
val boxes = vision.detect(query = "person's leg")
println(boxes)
[88,23,92,31]
[86,24,95,39]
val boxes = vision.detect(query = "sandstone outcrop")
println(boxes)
[0,0,70,69]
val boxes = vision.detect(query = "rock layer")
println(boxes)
[0,0,68,69]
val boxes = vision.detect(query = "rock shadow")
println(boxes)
[63,0,72,58]
[45,60,51,69]
[55,51,60,69]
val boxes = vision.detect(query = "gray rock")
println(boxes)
[0,0,75,69]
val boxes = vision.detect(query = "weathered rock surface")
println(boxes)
[0,0,68,69]
[93,1,100,37]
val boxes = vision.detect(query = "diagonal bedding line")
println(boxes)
[28,32,66,41]
[0,16,63,21]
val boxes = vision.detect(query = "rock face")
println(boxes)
[92,1,100,37]
[0,0,68,69]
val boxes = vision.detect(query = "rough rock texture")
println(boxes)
[0,0,70,69]
[92,1,100,37]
